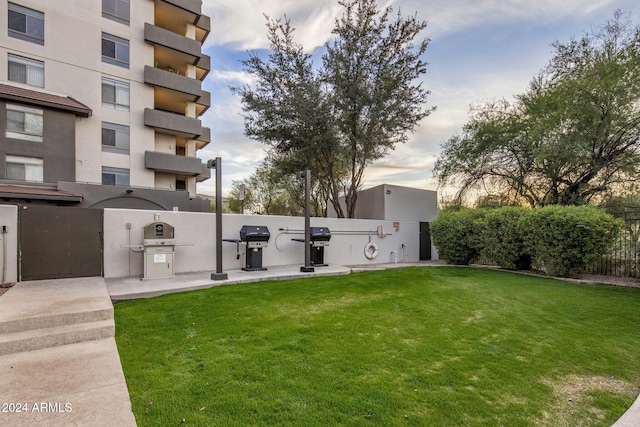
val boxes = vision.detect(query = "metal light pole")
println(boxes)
[239,184,245,214]
[297,170,314,273]
[208,157,228,280]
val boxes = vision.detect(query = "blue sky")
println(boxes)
[197,0,639,197]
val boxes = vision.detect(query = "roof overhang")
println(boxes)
[0,83,92,118]
[0,184,83,202]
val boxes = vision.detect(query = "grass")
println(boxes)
[114,267,640,426]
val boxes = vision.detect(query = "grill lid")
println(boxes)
[240,225,271,242]
[309,227,331,241]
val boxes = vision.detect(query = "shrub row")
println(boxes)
[430,205,622,277]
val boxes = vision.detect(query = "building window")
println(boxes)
[102,33,129,68]
[101,77,129,111]
[102,0,129,25]
[6,155,43,182]
[102,166,130,186]
[8,3,44,45]
[176,179,186,190]
[102,122,129,153]
[6,104,43,142]
[8,54,44,87]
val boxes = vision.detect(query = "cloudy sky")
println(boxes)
[197,0,638,197]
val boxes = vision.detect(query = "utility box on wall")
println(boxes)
[142,221,175,279]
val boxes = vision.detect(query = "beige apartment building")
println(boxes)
[0,0,212,211]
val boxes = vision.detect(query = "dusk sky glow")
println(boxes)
[197,0,638,197]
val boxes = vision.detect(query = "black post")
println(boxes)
[239,184,245,214]
[210,157,228,280]
[299,169,314,273]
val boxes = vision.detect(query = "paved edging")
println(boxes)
[107,265,352,301]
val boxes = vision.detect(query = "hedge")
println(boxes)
[430,205,622,277]
[481,207,531,270]
[519,205,622,277]
[429,209,486,265]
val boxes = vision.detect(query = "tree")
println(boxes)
[233,0,433,217]
[227,160,326,216]
[228,163,297,216]
[434,11,640,207]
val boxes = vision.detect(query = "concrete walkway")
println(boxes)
[0,277,136,426]
[0,263,638,426]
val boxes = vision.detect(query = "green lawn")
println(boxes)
[114,267,640,426]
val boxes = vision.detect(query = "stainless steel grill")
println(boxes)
[292,227,331,266]
[308,227,331,247]
[223,225,270,271]
[142,222,175,279]
[240,225,271,249]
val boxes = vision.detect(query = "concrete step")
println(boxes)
[0,306,113,335]
[0,277,115,354]
[0,318,115,355]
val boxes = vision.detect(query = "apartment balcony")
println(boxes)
[196,90,210,116]
[197,164,211,182]
[158,0,201,16]
[145,66,200,97]
[145,65,204,113]
[145,23,202,72]
[145,151,205,176]
[195,54,211,81]
[196,126,210,150]
[144,108,202,138]
[195,15,211,44]
[155,0,209,43]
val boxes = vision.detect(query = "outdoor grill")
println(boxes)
[142,221,175,279]
[228,225,270,271]
[292,226,331,267]
[240,225,270,248]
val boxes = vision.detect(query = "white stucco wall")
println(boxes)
[0,205,18,283]
[103,209,422,278]
[327,184,438,223]
[382,184,438,223]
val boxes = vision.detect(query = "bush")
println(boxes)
[430,209,486,265]
[430,205,622,276]
[520,205,623,277]
[481,207,531,270]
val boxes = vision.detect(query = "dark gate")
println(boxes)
[419,222,432,261]
[19,205,103,281]
[591,210,640,278]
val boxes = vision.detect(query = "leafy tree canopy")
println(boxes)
[227,159,325,216]
[233,0,434,217]
[434,11,640,207]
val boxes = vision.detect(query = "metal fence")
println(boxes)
[591,210,640,278]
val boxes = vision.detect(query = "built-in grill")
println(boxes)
[309,227,331,247]
[142,221,175,279]
[240,225,270,249]
[292,226,331,267]
[224,225,271,271]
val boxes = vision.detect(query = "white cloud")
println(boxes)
[397,0,622,37]
[198,0,638,197]
[202,0,624,49]
[208,69,256,86]
[202,0,342,50]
